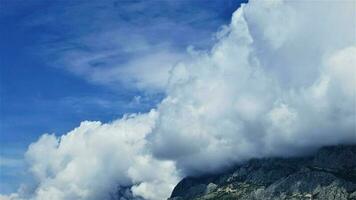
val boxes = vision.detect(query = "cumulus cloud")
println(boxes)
[3,0,356,199]
[150,0,356,175]
[7,111,178,200]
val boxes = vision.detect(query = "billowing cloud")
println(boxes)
[6,111,178,200]
[3,0,355,199]
[150,0,356,175]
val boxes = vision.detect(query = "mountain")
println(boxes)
[169,145,356,200]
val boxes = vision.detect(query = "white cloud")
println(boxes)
[6,110,179,200]
[57,46,186,91]
[3,0,356,199]
[128,155,179,200]
[90,50,187,91]
[149,0,356,174]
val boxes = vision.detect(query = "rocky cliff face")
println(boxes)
[169,145,356,200]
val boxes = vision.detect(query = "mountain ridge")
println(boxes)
[168,145,356,200]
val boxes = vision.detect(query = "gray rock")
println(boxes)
[169,145,356,200]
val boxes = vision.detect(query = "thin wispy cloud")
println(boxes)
[24,0,238,92]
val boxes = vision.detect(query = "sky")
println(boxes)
[0,1,355,200]
[0,0,247,195]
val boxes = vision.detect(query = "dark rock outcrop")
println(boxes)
[169,145,356,200]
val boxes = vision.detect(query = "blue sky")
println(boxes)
[0,0,247,194]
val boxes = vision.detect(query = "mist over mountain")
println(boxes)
[1,0,355,200]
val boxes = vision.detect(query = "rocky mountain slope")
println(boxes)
[169,145,356,200]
